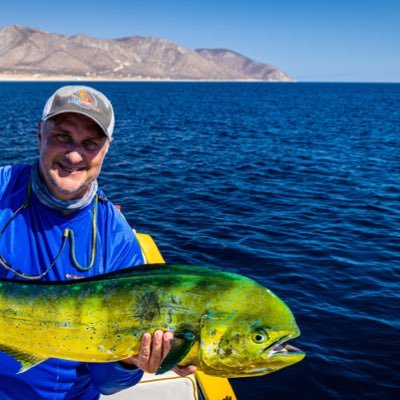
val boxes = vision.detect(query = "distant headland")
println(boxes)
[0,25,294,82]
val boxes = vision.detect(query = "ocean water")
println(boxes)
[0,82,399,399]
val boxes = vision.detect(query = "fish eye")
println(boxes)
[252,329,268,344]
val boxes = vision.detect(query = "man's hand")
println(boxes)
[120,330,197,377]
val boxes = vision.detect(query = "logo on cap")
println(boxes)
[68,89,100,112]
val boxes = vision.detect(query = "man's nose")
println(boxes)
[65,145,84,163]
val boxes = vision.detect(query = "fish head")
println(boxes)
[199,286,305,377]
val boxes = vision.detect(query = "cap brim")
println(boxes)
[43,110,111,140]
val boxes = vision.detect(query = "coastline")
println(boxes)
[0,73,294,82]
[0,73,173,81]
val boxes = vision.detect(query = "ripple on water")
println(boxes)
[0,82,399,399]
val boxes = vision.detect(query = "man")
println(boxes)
[0,86,195,399]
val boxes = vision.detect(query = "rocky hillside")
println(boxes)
[0,25,294,81]
[195,48,290,81]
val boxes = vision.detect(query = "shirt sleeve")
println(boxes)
[102,201,145,273]
[88,362,144,395]
[0,166,13,201]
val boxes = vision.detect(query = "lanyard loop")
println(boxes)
[64,195,98,271]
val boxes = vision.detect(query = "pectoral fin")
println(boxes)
[0,344,48,373]
[156,331,197,375]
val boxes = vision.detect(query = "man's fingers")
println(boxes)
[148,330,163,372]
[137,332,151,369]
[162,331,173,360]
[133,330,186,374]
[173,365,197,377]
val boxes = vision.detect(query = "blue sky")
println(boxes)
[1,0,399,82]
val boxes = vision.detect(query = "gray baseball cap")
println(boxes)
[42,85,115,140]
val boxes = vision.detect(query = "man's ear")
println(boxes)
[106,139,112,154]
[37,121,42,145]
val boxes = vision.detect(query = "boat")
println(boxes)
[100,232,237,400]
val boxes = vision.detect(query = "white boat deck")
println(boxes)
[100,371,199,399]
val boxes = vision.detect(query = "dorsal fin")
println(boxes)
[0,264,232,286]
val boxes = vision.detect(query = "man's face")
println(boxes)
[38,113,110,201]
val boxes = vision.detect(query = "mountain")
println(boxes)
[194,48,291,81]
[0,25,294,81]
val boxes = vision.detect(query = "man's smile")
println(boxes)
[56,162,86,175]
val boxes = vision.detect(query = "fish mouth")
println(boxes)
[263,335,304,359]
[266,343,303,358]
[246,341,304,376]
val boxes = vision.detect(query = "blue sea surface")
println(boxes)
[0,82,399,399]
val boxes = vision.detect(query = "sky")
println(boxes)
[1,0,399,82]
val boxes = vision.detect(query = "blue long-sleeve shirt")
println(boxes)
[0,164,145,399]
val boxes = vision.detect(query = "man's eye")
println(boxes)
[83,140,98,150]
[56,133,70,143]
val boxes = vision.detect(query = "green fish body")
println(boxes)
[0,264,305,377]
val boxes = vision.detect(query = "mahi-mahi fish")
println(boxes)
[0,264,305,377]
